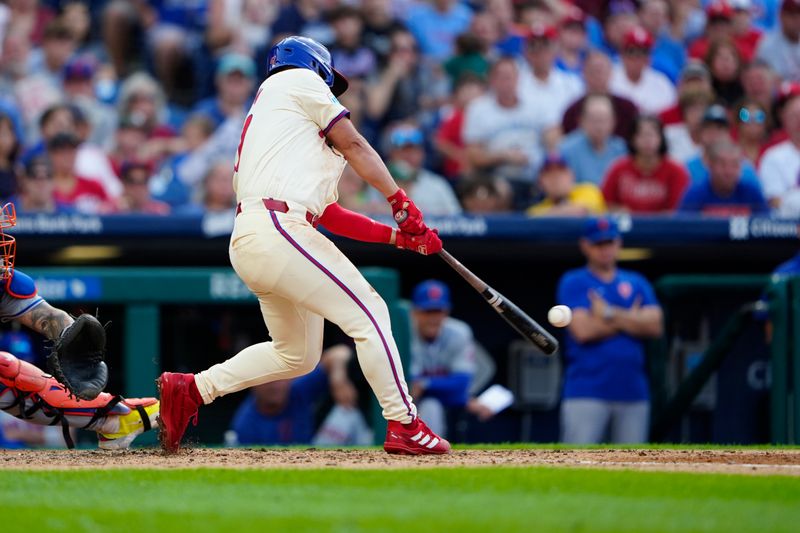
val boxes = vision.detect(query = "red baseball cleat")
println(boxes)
[384,418,451,455]
[156,372,203,453]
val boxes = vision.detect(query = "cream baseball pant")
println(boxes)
[194,199,417,423]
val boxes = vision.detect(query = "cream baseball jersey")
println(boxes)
[233,68,351,215]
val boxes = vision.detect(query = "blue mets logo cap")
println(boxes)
[412,280,451,311]
[583,217,620,243]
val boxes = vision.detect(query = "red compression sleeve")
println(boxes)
[318,203,394,244]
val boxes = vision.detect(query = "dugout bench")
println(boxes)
[24,267,411,446]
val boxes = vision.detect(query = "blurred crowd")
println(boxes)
[2,0,800,218]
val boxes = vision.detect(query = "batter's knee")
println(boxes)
[337,294,392,340]
[294,353,321,376]
[275,345,322,376]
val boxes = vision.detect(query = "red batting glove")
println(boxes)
[394,228,442,256]
[386,188,426,235]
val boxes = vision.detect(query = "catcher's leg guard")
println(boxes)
[0,351,156,449]
[97,397,160,450]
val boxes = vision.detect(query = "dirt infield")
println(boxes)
[2,448,800,475]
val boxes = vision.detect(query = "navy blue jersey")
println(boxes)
[230,366,328,445]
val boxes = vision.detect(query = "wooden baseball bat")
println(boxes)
[438,249,559,355]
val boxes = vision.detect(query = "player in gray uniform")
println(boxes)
[409,280,476,437]
[0,204,158,449]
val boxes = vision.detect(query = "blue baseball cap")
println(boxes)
[540,153,568,172]
[63,57,95,81]
[217,53,256,78]
[583,217,620,243]
[412,280,451,311]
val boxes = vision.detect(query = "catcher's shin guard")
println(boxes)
[98,397,159,450]
[0,351,154,449]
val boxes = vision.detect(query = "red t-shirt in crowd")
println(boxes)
[436,107,467,180]
[54,176,110,212]
[658,104,683,127]
[601,157,690,213]
[688,30,762,63]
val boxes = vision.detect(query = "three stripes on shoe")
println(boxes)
[410,430,441,449]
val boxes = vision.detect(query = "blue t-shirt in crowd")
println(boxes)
[685,155,762,189]
[230,366,328,445]
[557,267,659,402]
[555,50,587,76]
[678,178,769,215]
[191,98,227,129]
[405,2,473,61]
[650,32,686,83]
[149,0,207,32]
[560,130,628,185]
[192,98,251,130]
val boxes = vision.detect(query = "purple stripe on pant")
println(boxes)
[268,210,413,418]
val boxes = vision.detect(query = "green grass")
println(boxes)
[1,467,798,532]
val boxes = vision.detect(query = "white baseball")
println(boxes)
[547,305,572,328]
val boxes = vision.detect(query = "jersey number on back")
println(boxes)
[233,89,263,173]
[233,114,253,173]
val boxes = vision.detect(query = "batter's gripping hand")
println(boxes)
[395,228,442,255]
[387,189,426,235]
[46,314,109,400]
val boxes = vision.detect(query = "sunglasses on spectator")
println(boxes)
[125,178,149,186]
[390,128,424,147]
[527,39,554,49]
[738,108,766,124]
[623,47,650,56]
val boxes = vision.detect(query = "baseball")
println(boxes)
[547,305,572,328]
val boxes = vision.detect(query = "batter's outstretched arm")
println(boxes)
[318,202,396,243]
[326,118,399,198]
[318,202,441,255]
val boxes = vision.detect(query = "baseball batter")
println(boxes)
[159,36,450,455]
[0,204,158,449]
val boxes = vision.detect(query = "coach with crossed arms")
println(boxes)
[158,36,449,455]
[557,218,663,444]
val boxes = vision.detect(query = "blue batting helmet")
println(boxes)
[267,36,349,96]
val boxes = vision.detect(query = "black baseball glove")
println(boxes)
[46,314,109,400]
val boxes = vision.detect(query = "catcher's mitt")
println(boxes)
[46,313,109,400]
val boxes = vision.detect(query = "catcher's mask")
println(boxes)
[0,202,16,282]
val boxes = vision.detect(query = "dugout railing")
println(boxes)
[654,274,800,445]
[22,267,411,446]
[766,276,800,444]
